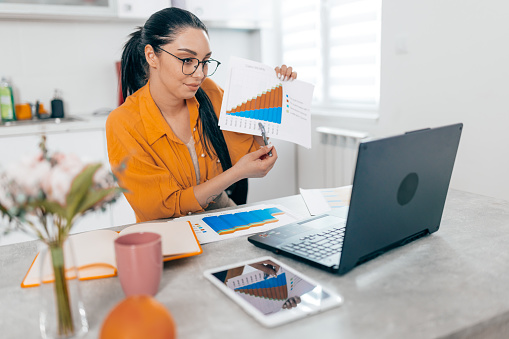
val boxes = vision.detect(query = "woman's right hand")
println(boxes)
[193,145,277,208]
[233,145,278,180]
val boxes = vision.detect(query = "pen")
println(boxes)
[258,122,273,157]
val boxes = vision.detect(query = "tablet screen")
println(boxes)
[204,257,342,326]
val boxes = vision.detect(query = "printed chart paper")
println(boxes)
[300,185,352,216]
[175,204,298,244]
[219,57,314,148]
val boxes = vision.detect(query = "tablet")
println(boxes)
[203,256,343,327]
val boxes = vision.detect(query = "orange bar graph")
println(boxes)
[260,91,267,111]
[269,86,276,108]
[227,84,283,113]
[277,85,283,107]
[254,94,262,110]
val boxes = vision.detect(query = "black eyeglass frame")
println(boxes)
[156,47,221,76]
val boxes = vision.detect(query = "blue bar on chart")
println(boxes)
[202,207,284,235]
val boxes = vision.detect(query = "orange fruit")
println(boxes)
[100,295,176,339]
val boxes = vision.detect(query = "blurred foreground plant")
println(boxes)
[0,135,125,337]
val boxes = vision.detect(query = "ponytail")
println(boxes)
[121,28,147,101]
[195,88,232,172]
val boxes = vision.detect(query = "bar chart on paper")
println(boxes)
[226,84,283,124]
[202,207,284,235]
[300,186,352,216]
[219,57,314,148]
[175,204,298,244]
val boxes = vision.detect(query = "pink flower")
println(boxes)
[41,153,86,205]
[6,153,51,198]
[0,174,13,209]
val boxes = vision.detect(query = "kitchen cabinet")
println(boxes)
[0,0,269,28]
[0,0,116,19]
[180,0,270,28]
[117,0,170,19]
[0,123,135,246]
[1,130,107,164]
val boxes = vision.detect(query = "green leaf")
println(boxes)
[65,163,102,221]
[0,203,13,222]
[0,202,9,215]
[37,200,67,217]
[74,186,124,217]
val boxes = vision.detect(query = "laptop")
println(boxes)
[248,123,463,275]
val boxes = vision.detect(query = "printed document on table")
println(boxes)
[300,186,352,216]
[219,56,314,149]
[174,204,299,244]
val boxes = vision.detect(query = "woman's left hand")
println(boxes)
[275,65,297,81]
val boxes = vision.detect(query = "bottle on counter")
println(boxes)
[51,89,64,119]
[0,77,16,122]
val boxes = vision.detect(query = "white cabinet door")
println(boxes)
[45,130,109,163]
[0,133,41,167]
[117,0,170,19]
[0,0,116,18]
[182,0,268,23]
[110,194,136,227]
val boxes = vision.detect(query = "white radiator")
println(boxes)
[316,127,369,187]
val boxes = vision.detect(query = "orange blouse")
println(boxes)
[106,78,259,222]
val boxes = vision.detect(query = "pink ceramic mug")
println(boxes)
[114,232,162,296]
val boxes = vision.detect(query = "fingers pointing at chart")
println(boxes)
[275,65,297,81]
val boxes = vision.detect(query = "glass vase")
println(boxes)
[39,238,88,339]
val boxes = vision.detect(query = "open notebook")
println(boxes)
[21,220,202,288]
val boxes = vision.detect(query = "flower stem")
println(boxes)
[49,243,74,337]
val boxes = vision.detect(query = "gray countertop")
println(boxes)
[1,190,509,339]
[0,114,107,137]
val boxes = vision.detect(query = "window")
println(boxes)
[280,0,382,111]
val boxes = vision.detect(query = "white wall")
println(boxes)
[380,0,509,201]
[298,0,509,202]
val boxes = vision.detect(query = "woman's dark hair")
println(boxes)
[121,7,233,174]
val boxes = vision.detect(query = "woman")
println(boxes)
[106,7,297,223]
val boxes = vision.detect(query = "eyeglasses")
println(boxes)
[156,47,221,77]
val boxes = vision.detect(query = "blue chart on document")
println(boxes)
[174,204,299,244]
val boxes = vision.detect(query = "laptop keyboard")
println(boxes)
[281,225,346,261]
